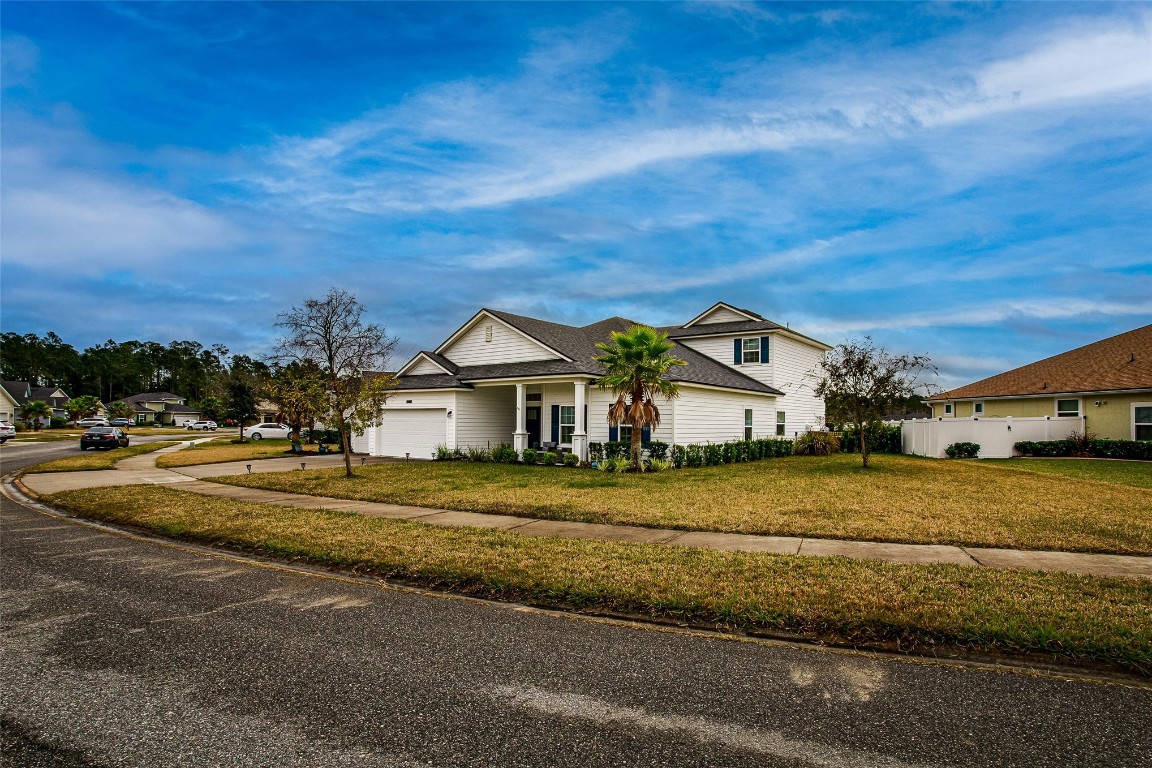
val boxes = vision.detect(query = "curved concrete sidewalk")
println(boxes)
[15,443,1152,581]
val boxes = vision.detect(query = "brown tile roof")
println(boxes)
[929,324,1152,400]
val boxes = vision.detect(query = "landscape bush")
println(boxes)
[521,448,538,464]
[490,444,519,464]
[793,431,841,456]
[541,451,559,465]
[465,446,490,463]
[434,443,465,461]
[1014,438,1152,461]
[945,442,981,459]
[839,424,902,454]
[562,452,580,467]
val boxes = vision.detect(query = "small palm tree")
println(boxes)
[21,400,53,431]
[594,325,686,470]
[107,401,136,427]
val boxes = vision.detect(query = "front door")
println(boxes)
[526,406,541,449]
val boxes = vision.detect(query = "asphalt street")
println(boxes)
[2,444,1150,767]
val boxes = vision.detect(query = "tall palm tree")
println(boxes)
[594,325,686,470]
[21,400,52,431]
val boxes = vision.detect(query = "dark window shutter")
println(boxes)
[641,426,651,445]
[551,405,559,443]
[760,336,770,363]
[733,338,742,364]
[609,424,618,441]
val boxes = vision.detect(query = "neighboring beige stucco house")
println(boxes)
[926,324,1152,441]
[353,302,831,461]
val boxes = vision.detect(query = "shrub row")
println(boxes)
[945,442,980,459]
[1014,439,1152,460]
[838,424,903,454]
[588,440,669,462]
[669,438,794,468]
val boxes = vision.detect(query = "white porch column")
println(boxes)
[513,383,529,454]
[572,380,588,462]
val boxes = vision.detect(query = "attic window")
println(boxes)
[485,325,493,343]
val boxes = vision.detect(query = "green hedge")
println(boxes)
[1014,439,1152,460]
[839,424,902,454]
[669,438,793,468]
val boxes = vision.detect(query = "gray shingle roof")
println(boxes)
[397,310,785,395]
[122,392,186,404]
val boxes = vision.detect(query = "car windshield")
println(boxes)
[87,428,114,434]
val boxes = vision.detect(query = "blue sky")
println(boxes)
[2,2,1149,388]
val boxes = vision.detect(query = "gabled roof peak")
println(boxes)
[681,301,765,328]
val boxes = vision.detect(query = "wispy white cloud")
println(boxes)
[245,11,1151,219]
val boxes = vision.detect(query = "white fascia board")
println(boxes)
[459,374,597,386]
[676,382,778,398]
[681,301,761,328]
[433,309,571,362]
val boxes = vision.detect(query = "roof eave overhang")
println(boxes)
[675,381,782,397]
[459,373,598,386]
[928,386,1152,402]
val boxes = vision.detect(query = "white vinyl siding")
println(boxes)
[695,306,752,324]
[407,357,448,375]
[681,336,775,384]
[454,385,516,450]
[441,318,559,366]
[672,387,772,445]
[678,332,825,436]
[771,335,826,435]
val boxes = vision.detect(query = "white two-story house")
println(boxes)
[355,302,830,460]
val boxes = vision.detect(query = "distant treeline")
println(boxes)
[0,331,269,403]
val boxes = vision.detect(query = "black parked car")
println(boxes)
[80,427,130,451]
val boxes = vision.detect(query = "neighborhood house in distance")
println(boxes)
[353,302,831,461]
[925,324,1152,442]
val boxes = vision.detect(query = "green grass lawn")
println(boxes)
[45,485,1152,676]
[26,442,181,472]
[210,454,1152,555]
[981,457,1152,489]
[155,437,327,467]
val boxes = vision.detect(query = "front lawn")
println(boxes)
[45,485,1152,675]
[980,458,1152,490]
[211,454,1152,555]
[26,442,181,473]
[155,437,328,468]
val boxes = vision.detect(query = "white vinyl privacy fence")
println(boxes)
[901,416,1086,459]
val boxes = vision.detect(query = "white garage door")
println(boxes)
[376,409,447,458]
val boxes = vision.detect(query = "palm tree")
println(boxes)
[21,400,52,431]
[594,325,686,470]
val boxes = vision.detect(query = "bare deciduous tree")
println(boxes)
[274,289,398,477]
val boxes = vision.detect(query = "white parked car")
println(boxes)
[0,421,15,443]
[187,420,218,431]
[77,417,109,427]
[180,418,197,427]
[242,423,293,440]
